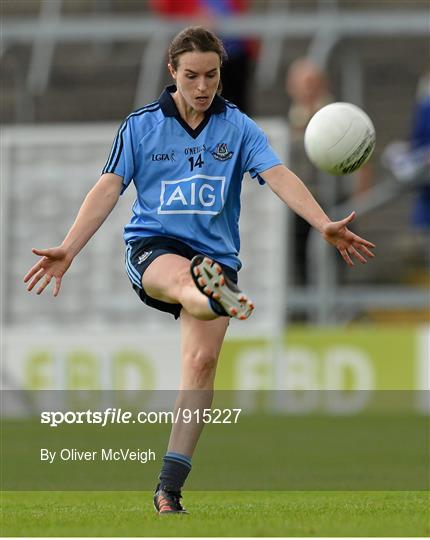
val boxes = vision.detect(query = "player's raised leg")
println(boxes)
[153,312,229,514]
[142,253,254,321]
[141,254,217,320]
[190,255,254,320]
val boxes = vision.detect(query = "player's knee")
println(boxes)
[183,349,218,387]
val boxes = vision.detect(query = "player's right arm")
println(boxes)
[23,173,123,296]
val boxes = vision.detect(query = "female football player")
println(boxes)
[24,26,375,514]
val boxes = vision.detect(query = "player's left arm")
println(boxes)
[260,164,375,266]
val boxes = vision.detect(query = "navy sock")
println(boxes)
[158,452,192,492]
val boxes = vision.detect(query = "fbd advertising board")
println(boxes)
[3,326,429,399]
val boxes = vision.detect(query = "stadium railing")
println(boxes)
[2,7,429,114]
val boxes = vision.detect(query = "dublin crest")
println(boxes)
[211,143,234,161]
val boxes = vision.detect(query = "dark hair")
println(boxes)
[168,26,227,70]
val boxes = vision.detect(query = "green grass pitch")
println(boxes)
[1,491,429,537]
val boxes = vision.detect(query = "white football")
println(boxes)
[304,102,375,175]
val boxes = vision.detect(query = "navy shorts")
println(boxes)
[125,236,238,319]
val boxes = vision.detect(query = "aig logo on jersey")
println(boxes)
[158,175,225,215]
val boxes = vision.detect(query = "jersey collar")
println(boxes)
[159,85,226,118]
[158,85,226,139]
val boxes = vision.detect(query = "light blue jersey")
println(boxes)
[103,85,281,270]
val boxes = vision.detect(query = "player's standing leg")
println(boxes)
[153,312,229,514]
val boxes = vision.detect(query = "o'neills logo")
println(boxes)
[211,143,234,161]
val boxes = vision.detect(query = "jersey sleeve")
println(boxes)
[102,116,136,194]
[242,115,282,184]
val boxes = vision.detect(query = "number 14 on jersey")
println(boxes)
[188,154,204,171]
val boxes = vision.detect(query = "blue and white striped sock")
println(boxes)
[165,452,192,468]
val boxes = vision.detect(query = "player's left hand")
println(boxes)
[322,211,375,266]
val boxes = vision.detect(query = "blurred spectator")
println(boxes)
[285,57,372,287]
[409,71,430,239]
[285,58,332,287]
[382,71,430,269]
[149,0,256,113]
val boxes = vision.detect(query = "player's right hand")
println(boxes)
[23,246,73,296]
